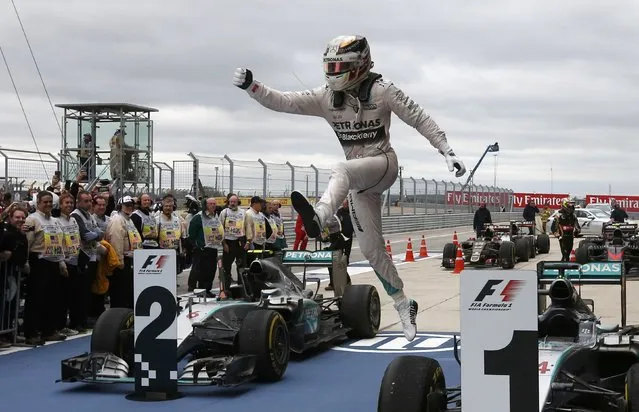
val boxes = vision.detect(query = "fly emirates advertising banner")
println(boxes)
[585,195,639,212]
[446,192,568,209]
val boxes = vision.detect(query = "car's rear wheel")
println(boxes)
[499,241,516,269]
[528,237,536,258]
[378,356,447,412]
[575,246,590,264]
[515,238,529,262]
[237,309,290,382]
[341,284,381,339]
[537,233,551,253]
[90,308,135,369]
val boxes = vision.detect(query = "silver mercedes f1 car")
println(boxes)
[377,261,639,412]
[59,249,380,388]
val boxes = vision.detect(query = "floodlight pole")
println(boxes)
[459,142,499,212]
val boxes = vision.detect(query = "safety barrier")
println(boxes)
[280,211,524,240]
[0,261,21,344]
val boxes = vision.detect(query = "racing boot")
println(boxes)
[291,190,323,238]
[394,298,418,341]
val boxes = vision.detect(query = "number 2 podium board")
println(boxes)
[460,270,538,412]
[128,249,182,401]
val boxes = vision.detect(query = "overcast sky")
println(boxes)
[0,0,637,197]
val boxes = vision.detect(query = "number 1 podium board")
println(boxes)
[460,270,538,412]
[127,249,182,401]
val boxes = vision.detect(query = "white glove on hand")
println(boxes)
[233,68,254,90]
[444,150,467,178]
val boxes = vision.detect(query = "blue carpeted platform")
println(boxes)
[0,332,460,412]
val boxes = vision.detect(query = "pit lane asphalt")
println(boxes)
[3,235,637,411]
[173,223,478,295]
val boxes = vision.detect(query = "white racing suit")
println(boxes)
[245,73,452,299]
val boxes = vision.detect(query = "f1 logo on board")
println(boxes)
[469,279,525,311]
[139,255,170,274]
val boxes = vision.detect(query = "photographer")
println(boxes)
[0,204,29,347]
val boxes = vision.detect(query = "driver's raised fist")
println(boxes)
[233,68,253,90]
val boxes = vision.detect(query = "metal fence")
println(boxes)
[169,153,515,216]
[279,211,526,245]
[0,148,516,219]
[152,161,174,195]
[0,149,60,194]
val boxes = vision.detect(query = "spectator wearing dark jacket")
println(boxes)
[523,200,540,234]
[610,202,629,223]
[473,202,492,238]
[0,204,29,347]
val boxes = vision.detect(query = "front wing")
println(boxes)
[59,351,258,388]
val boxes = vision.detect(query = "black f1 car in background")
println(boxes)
[378,261,639,412]
[441,221,546,270]
[59,249,380,389]
[509,220,551,257]
[575,222,639,273]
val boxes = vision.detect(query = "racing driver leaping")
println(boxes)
[233,35,467,341]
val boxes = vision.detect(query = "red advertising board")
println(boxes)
[446,191,510,206]
[512,193,568,209]
[585,195,639,212]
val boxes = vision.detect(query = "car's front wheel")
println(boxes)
[237,309,290,382]
[90,308,135,371]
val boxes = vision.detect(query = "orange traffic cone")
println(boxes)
[386,240,392,258]
[453,247,465,274]
[570,249,576,262]
[404,238,415,262]
[419,235,429,257]
[453,231,459,246]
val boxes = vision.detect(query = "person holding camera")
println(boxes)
[0,203,29,347]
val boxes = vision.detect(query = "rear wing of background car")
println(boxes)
[603,222,638,235]
[510,220,535,228]
[536,260,627,326]
[486,224,511,232]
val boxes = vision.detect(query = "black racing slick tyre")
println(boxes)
[575,246,589,265]
[377,356,447,412]
[341,284,381,339]
[442,243,457,269]
[237,309,290,382]
[537,234,551,254]
[90,308,135,368]
[528,237,536,258]
[515,238,529,262]
[499,241,516,269]
[625,363,639,411]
